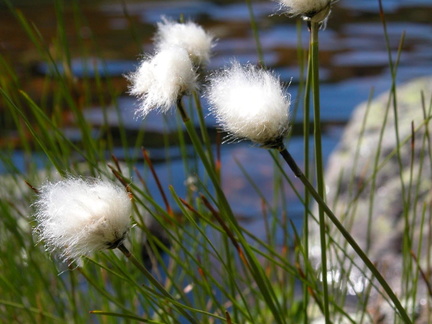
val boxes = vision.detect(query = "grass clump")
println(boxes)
[0,0,430,323]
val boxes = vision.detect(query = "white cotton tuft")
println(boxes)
[33,177,132,263]
[206,61,291,147]
[128,47,198,117]
[155,18,214,66]
[277,0,330,18]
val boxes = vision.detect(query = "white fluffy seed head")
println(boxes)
[33,177,132,263]
[128,47,198,117]
[207,61,291,147]
[277,0,331,18]
[155,18,214,66]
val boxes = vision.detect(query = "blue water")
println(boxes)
[2,0,432,238]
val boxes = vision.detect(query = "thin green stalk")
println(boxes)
[89,310,162,323]
[302,27,313,322]
[116,243,199,324]
[402,122,416,304]
[352,91,374,254]
[171,190,257,322]
[421,93,432,324]
[0,299,64,323]
[379,0,407,209]
[176,98,287,324]
[68,269,80,324]
[366,32,404,254]
[309,20,330,323]
[245,0,264,66]
[192,90,215,169]
[278,147,412,324]
[76,266,135,315]
[190,92,238,316]
[379,4,415,307]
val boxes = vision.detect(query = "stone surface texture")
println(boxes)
[310,77,432,323]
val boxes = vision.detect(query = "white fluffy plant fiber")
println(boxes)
[128,47,197,117]
[277,0,330,16]
[33,177,132,263]
[155,18,214,66]
[207,62,291,147]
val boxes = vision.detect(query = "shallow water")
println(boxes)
[1,0,432,238]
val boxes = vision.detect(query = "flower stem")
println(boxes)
[277,147,412,324]
[302,23,313,322]
[245,0,264,66]
[309,20,330,323]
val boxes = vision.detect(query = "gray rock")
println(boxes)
[310,77,432,323]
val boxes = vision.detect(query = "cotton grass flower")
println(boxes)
[33,177,132,263]
[128,47,198,117]
[206,61,291,148]
[155,18,214,66]
[277,0,332,23]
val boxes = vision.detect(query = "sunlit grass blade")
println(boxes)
[89,310,163,323]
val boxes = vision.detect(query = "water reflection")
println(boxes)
[1,0,432,229]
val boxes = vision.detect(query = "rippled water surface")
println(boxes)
[1,0,432,235]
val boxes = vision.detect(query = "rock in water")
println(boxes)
[310,77,432,323]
